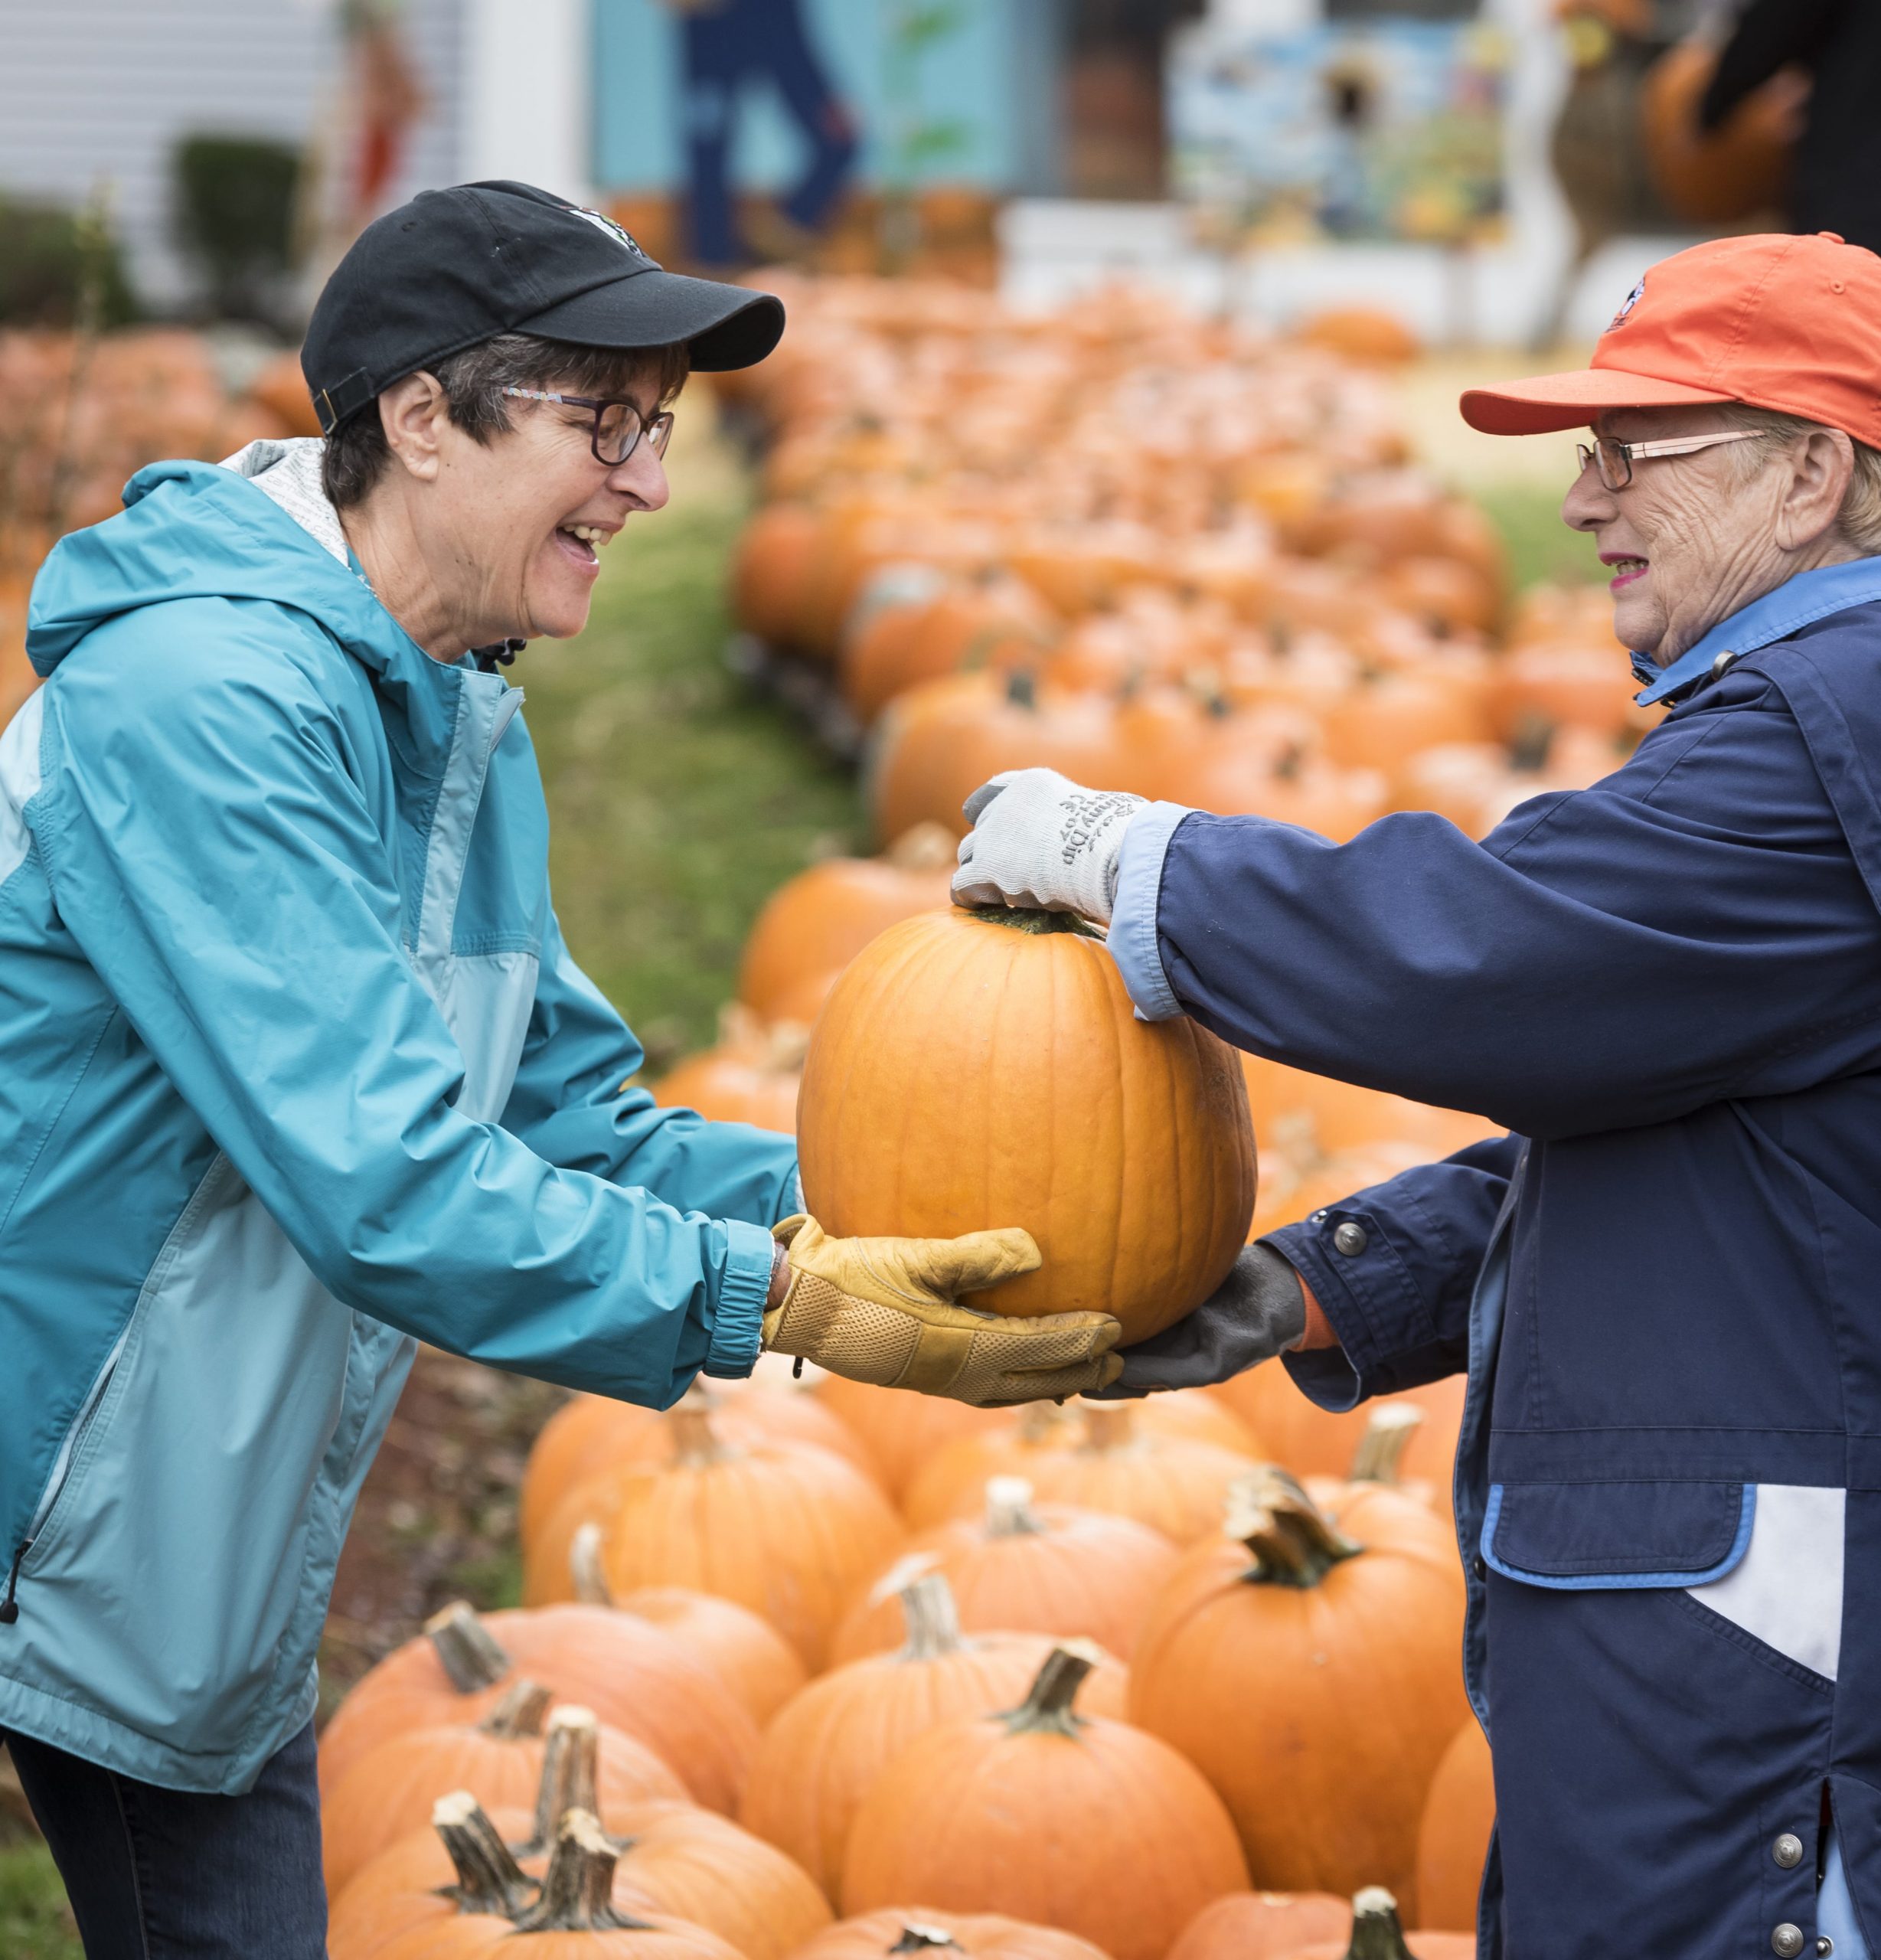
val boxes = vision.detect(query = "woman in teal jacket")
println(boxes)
[0,180,1118,1956]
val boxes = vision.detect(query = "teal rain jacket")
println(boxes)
[0,439,798,1792]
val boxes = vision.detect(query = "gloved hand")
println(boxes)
[764,1215,1123,1406]
[1087,1243,1307,1398]
[950,769,1146,925]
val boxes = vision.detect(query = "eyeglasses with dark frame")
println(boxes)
[1574,428,1760,492]
[500,386,674,467]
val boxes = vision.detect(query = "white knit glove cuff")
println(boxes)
[950,769,1146,925]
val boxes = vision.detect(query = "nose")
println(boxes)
[1562,448,1615,534]
[609,438,671,513]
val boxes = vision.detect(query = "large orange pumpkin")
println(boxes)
[738,825,956,1023]
[1165,1890,1350,1960]
[842,1643,1249,1960]
[791,1909,1114,1960]
[317,1602,757,1819]
[905,1403,1259,1545]
[797,907,1256,1343]
[830,1478,1181,1664]
[739,1572,1128,1900]
[1128,1472,1468,1911]
[322,1687,688,1896]
[576,1401,906,1670]
[613,1587,810,1728]
[1414,1720,1494,1935]
[371,1808,748,1960]
[734,503,830,651]
[1286,1886,1476,1960]
[842,577,1054,726]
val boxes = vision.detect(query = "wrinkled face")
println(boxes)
[427,371,671,644]
[1559,404,1790,665]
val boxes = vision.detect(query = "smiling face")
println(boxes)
[1561,404,1857,665]
[341,351,678,661]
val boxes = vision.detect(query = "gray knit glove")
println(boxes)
[1089,1243,1307,1397]
[952,769,1145,925]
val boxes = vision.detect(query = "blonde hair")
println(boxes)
[1723,404,1881,555]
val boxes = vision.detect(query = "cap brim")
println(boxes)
[515,268,785,372]
[1460,366,1737,435]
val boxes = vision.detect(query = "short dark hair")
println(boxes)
[320,332,692,509]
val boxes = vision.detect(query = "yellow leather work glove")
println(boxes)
[763,1215,1124,1407]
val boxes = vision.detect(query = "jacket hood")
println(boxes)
[24,443,418,681]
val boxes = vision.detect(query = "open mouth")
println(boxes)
[554,522,613,568]
[1606,556,1648,590]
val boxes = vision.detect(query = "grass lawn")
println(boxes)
[0,1842,79,1959]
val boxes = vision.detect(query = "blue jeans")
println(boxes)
[681,0,857,264]
[3,1722,325,1958]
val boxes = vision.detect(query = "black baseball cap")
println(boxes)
[302,180,785,434]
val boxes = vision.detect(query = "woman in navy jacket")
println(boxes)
[953,230,1881,1959]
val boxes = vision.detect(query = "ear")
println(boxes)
[1777,426,1857,555]
[376,371,450,484]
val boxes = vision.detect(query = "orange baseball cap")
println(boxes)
[1461,232,1881,446]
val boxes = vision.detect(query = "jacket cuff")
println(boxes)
[704,1217,774,1378]
[1265,1206,1442,1403]
[1109,803,1196,1021]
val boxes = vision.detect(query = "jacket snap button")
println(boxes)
[1817,1939,1834,1956]
[1333,1222,1368,1256]
[1773,1834,1804,1870]
[1711,648,1739,678]
[1772,1926,1805,1958]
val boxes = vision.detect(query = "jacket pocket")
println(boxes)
[1481,1479,1755,1589]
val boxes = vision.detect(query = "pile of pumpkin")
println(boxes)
[318,1361,1491,1960]
[0,328,317,729]
[718,274,1646,858]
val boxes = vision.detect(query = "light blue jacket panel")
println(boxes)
[0,443,798,1791]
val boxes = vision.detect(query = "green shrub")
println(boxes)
[0,199,136,329]
[172,133,302,321]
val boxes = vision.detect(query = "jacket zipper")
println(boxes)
[0,1321,133,1627]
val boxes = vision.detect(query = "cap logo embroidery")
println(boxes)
[573,207,648,260]
[1608,279,1645,331]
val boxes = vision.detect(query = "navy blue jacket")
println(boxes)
[1108,562,1881,1954]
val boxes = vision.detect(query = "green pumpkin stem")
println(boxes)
[1348,1404,1424,1486]
[965,905,1099,939]
[430,1791,539,1917]
[514,1810,660,1932]
[1344,1886,1416,1960]
[1227,1468,1363,1588]
[1002,1640,1100,1738]
[426,1601,511,1693]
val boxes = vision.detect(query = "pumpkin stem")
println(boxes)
[1001,1640,1100,1738]
[512,1810,658,1933]
[890,1928,965,1954]
[425,1601,511,1694]
[886,822,958,872]
[668,1397,728,1468]
[514,1704,602,1857]
[1004,668,1037,710]
[1226,1468,1363,1588]
[478,1678,554,1740]
[898,1571,965,1660]
[1344,1887,1416,1960]
[569,1522,614,1607]
[984,1476,1045,1538]
[431,1790,538,1917]
[1348,1404,1424,1486]
[1079,1403,1135,1453]
[1017,1402,1066,1445]
[964,905,1097,939]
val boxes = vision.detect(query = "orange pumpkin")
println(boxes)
[567,1400,904,1670]
[1213,1370,1464,1498]
[322,1686,689,1897]
[740,1572,1128,1899]
[1321,668,1493,776]
[735,503,830,651]
[906,1403,1259,1545]
[842,577,1054,725]
[842,1643,1249,1960]
[1490,641,1655,746]
[737,825,956,1023]
[811,1377,1012,1504]
[830,1478,1181,1664]
[791,1909,1113,1960]
[1286,1886,1476,1960]
[612,1587,810,1728]
[1640,38,1798,227]
[371,1807,749,1960]
[653,1008,805,1134]
[797,907,1256,1344]
[1295,308,1419,367]
[1165,1890,1350,1960]
[1414,1720,1494,1935]
[317,1602,757,1819]
[1129,1472,1468,1909]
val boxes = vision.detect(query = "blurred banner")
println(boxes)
[1168,15,1510,246]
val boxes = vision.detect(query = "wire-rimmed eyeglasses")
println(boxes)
[1575,428,1760,492]
[501,387,674,467]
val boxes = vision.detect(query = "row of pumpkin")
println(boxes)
[318,1362,1491,1960]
